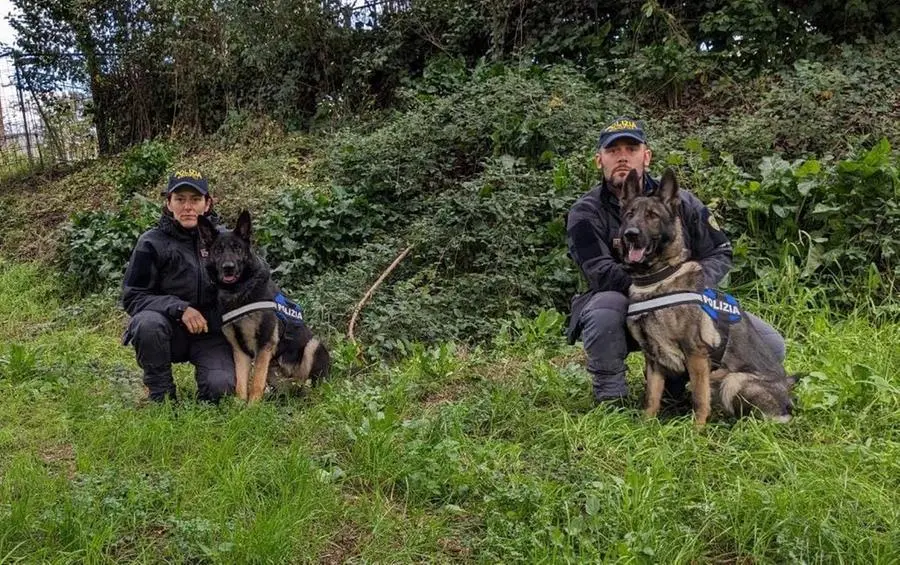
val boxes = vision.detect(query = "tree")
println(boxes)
[9,0,139,153]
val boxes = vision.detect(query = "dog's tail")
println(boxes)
[717,371,793,422]
[786,372,805,386]
[718,371,752,417]
[300,338,331,384]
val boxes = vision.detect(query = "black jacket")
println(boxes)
[565,174,732,340]
[122,212,223,333]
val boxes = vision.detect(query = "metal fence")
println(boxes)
[0,51,97,179]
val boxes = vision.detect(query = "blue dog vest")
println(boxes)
[626,288,743,324]
[222,291,306,327]
[626,288,743,365]
[698,288,742,324]
[273,292,304,325]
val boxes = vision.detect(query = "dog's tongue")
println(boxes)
[222,274,238,284]
[628,247,646,263]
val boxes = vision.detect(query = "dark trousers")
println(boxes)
[126,310,235,403]
[577,291,786,403]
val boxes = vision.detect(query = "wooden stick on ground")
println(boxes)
[347,245,414,345]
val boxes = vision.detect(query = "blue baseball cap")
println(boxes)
[596,117,648,150]
[165,169,209,195]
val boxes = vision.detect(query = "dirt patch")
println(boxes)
[318,521,367,565]
[0,158,120,262]
[39,443,76,480]
[468,359,528,384]
[422,381,472,408]
[104,522,171,562]
[438,536,472,560]
[700,552,757,565]
[552,348,586,366]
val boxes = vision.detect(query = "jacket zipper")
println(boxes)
[194,232,203,309]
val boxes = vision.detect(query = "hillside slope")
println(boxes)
[3,46,896,350]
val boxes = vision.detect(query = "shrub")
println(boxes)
[115,140,176,200]
[671,36,900,167]
[254,67,611,351]
[253,66,900,353]
[667,138,899,308]
[53,60,899,352]
[255,187,378,284]
[59,196,161,295]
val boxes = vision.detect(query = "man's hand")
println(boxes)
[181,306,208,334]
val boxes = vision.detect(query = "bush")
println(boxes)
[251,65,900,353]
[52,59,899,352]
[666,138,899,308]
[255,187,378,284]
[115,140,176,200]
[666,36,900,167]
[59,196,161,295]
[254,67,613,351]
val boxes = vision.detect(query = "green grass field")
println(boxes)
[1,261,898,563]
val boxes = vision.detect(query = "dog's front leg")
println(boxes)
[644,361,665,419]
[224,327,252,401]
[248,345,274,403]
[687,352,712,426]
[233,349,252,401]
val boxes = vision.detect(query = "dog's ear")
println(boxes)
[196,215,218,247]
[621,169,642,204]
[658,168,680,206]
[234,209,252,241]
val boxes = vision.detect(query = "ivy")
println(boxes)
[59,197,160,295]
[115,140,176,201]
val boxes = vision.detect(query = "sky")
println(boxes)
[0,0,21,133]
[0,0,13,47]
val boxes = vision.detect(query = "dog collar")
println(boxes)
[222,301,277,325]
[629,264,681,287]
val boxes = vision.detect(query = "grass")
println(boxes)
[0,261,898,563]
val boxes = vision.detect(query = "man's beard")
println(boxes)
[606,172,631,195]
[606,169,641,198]
[607,174,626,189]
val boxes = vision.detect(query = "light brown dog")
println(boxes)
[619,169,796,425]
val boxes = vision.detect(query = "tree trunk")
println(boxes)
[71,16,110,154]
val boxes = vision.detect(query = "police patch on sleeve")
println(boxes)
[702,206,722,231]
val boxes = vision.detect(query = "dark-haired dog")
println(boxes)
[197,211,330,402]
[619,169,796,426]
